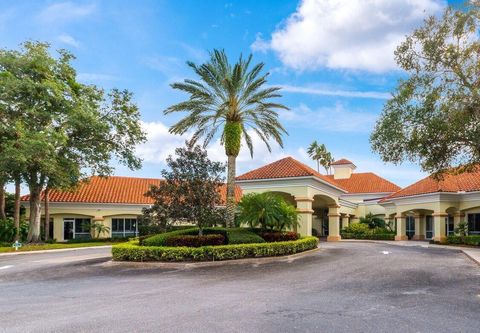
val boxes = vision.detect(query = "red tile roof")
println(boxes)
[326,173,400,194]
[331,158,354,166]
[236,157,346,190]
[381,166,480,201]
[20,176,241,205]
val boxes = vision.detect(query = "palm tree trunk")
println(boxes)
[226,155,237,228]
[44,187,49,241]
[0,182,6,220]
[14,178,21,241]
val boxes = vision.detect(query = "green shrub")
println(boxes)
[226,228,265,244]
[142,228,199,246]
[259,231,298,242]
[342,223,370,235]
[341,233,395,240]
[112,237,319,262]
[0,219,28,242]
[447,235,480,246]
[165,234,225,247]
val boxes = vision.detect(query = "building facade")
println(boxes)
[21,157,480,242]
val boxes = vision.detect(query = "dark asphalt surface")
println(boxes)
[0,242,479,333]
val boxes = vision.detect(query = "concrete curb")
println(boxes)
[340,239,480,266]
[108,247,321,269]
[0,245,112,257]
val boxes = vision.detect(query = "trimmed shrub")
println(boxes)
[447,235,480,246]
[142,228,199,246]
[341,233,395,240]
[226,229,265,244]
[260,231,299,242]
[342,223,370,236]
[112,237,319,262]
[165,234,226,247]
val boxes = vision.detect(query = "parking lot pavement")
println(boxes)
[0,242,479,333]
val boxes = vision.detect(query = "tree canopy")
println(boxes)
[164,49,288,228]
[143,142,226,235]
[307,141,334,174]
[0,42,146,242]
[370,3,480,175]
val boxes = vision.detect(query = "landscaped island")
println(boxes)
[112,227,318,262]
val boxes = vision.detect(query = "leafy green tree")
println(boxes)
[164,50,288,228]
[307,141,334,174]
[0,42,146,242]
[371,3,480,175]
[237,192,298,231]
[143,142,226,235]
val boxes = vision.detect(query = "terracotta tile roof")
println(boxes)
[381,166,480,202]
[325,173,400,194]
[331,158,354,166]
[236,157,346,190]
[20,176,241,205]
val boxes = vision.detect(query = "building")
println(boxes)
[21,176,241,242]
[21,157,480,242]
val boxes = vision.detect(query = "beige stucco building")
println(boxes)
[22,157,480,242]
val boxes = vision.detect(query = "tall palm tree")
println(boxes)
[307,141,333,174]
[164,50,288,228]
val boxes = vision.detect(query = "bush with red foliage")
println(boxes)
[165,234,226,247]
[260,231,299,242]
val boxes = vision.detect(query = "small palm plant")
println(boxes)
[164,50,288,228]
[90,222,110,239]
[359,213,386,229]
[237,192,298,231]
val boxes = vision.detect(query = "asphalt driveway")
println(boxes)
[0,242,479,333]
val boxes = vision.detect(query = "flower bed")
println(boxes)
[112,236,319,262]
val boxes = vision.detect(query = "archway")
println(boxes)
[312,194,337,237]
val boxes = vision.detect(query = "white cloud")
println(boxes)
[143,55,183,77]
[58,33,80,48]
[253,0,445,72]
[279,84,390,99]
[38,2,96,24]
[281,103,378,133]
[136,121,303,175]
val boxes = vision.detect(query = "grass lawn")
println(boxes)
[0,242,118,253]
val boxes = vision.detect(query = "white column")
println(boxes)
[412,214,425,240]
[395,214,408,241]
[342,214,350,229]
[327,205,341,242]
[433,212,448,243]
[295,197,313,236]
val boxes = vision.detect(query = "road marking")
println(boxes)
[381,251,390,255]
[0,265,13,270]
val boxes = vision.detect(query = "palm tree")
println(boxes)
[164,50,288,228]
[307,141,334,174]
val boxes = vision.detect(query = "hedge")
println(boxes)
[341,233,395,240]
[226,229,265,244]
[260,231,298,242]
[447,235,480,246]
[165,234,225,247]
[142,227,227,246]
[112,236,319,262]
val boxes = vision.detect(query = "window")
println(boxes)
[63,218,91,240]
[426,215,433,239]
[111,218,138,237]
[74,218,91,233]
[468,214,480,234]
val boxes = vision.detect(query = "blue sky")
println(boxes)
[0,0,460,187]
